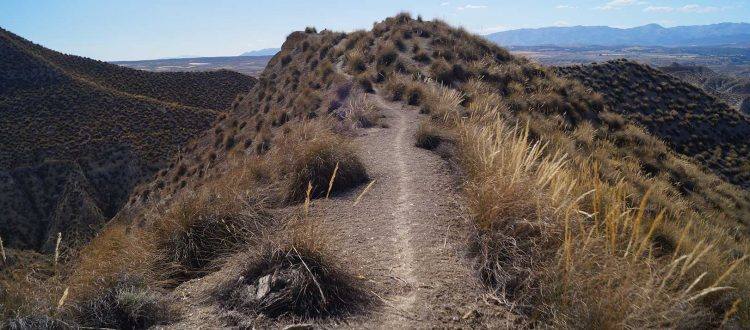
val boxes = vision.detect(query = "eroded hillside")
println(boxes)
[0,28,256,251]
[660,63,750,112]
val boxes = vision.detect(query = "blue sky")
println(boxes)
[1,0,747,61]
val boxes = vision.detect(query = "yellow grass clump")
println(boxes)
[423,81,750,327]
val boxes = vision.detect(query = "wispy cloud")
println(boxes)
[678,4,720,13]
[643,5,673,12]
[555,4,576,9]
[475,24,510,34]
[643,4,722,13]
[457,4,488,10]
[440,2,450,6]
[594,0,645,11]
[554,20,571,27]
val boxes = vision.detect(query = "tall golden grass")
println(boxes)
[424,81,749,327]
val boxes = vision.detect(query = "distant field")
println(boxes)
[509,45,750,78]
[112,55,273,76]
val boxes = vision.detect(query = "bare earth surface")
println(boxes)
[165,93,514,329]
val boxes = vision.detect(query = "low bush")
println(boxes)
[376,42,398,68]
[67,274,174,329]
[217,241,369,318]
[415,121,443,150]
[276,123,368,202]
[345,51,367,74]
[430,59,468,85]
[151,188,271,282]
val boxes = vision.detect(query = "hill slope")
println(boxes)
[487,23,750,47]
[556,59,750,188]
[1,28,257,110]
[0,28,255,251]
[660,62,750,111]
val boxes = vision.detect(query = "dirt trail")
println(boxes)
[166,92,513,328]
[309,94,513,328]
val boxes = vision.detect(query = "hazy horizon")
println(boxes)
[1,0,747,61]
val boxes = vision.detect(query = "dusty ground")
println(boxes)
[165,93,515,329]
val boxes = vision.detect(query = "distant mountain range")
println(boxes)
[240,47,280,56]
[486,23,750,47]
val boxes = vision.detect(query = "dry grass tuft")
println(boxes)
[415,120,444,150]
[217,240,370,319]
[276,122,368,202]
[65,274,174,329]
[150,185,272,282]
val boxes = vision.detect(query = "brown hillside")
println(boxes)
[1,27,257,110]
[660,62,750,111]
[0,28,253,251]
[6,15,750,328]
[556,60,750,188]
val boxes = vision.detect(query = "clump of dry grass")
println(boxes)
[217,239,369,319]
[345,50,368,74]
[275,121,368,202]
[414,120,444,150]
[339,94,382,129]
[384,74,426,106]
[215,183,371,320]
[150,184,271,282]
[65,274,174,329]
[0,250,66,328]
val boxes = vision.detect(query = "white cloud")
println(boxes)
[644,5,673,12]
[555,4,576,9]
[554,20,571,26]
[440,2,450,6]
[678,4,720,13]
[457,4,488,10]
[643,4,722,13]
[475,24,510,34]
[594,0,645,10]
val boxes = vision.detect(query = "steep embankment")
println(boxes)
[0,28,255,251]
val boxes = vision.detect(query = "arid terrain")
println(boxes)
[0,27,256,253]
[2,14,749,330]
[113,55,272,77]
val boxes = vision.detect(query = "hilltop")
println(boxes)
[3,14,749,329]
[0,28,256,251]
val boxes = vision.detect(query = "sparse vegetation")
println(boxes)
[0,27,257,253]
